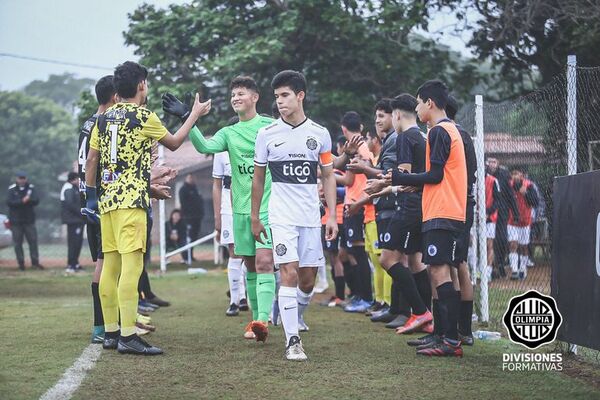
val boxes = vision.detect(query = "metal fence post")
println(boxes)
[158,144,167,273]
[567,54,578,354]
[475,94,489,323]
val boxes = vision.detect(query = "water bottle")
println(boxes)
[473,330,502,341]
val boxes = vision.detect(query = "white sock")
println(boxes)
[279,286,298,344]
[239,262,247,300]
[509,252,519,273]
[297,287,313,321]
[519,255,528,272]
[227,258,243,305]
[317,265,327,285]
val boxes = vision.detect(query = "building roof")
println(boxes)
[163,139,213,175]
[484,133,546,155]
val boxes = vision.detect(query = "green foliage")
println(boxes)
[75,90,98,129]
[0,91,76,222]
[23,73,94,112]
[123,0,489,135]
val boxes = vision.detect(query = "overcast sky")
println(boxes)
[0,0,472,91]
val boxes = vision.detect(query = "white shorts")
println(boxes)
[220,214,234,245]
[508,224,531,246]
[486,222,496,240]
[270,224,324,267]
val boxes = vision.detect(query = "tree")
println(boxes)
[0,91,76,224]
[24,73,94,112]
[123,0,490,134]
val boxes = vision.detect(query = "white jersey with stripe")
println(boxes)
[212,151,233,215]
[254,117,332,227]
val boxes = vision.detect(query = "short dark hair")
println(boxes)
[445,95,459,120]
[67,172,79,182]
[336,136,347,147]
[229,75,259,93]
[416,79,449,110]
[271,100,280,119]
[367,130,380,141]
[271,70,306,94]
[113,61,148,99]
[374,98,392,114]
[95,75,115,105]
[390,93,418,114]
[341,111,362,132]
[511,165,526,173]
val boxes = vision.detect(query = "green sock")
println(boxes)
[246,272,258,320]
[256,273,276,323]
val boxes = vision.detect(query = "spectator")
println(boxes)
[61,172,85,273]
[165,209,187,261]
[6,171,43,270]
[507,166,539,280]
[179,174,204,263]
[486,157,519,277]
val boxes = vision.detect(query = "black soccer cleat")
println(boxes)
[103,337,118,350]
[239,298,249,311]
[459,333,474,346]
[226,303,240,317]
[416,338,463,357]
[117,335,163,356]
[147,296,171,307]
[414,334,443,350]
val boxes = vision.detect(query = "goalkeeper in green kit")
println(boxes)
[162,76,275,342]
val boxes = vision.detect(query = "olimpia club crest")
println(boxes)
[503,290,563,350]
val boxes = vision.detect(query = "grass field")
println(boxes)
[1,265,600,400]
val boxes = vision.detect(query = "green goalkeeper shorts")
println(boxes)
[233,212,272,256]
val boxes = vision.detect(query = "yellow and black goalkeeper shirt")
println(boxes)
[89,102,167,214]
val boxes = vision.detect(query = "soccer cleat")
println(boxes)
[103,336,119,350]
[298,316,310,332]
[459,333,474,346]
[320,296,336,306]
[370,304,390,318]
[371,309,397,323]
[117,335,163,355]
[385,314,409,329]
[147,296,170,307]
[65,266,77,274]
[519,269,527,280]
[91,326,104,344]
[243,322,256,339]
[407,333,439,347]
[416,338,463,357]
[365,302,386,316]
[74,264,83,272]
[32,264,45,270]
[226,303,240,317]
[421,321,434,334]
[137,314,152,325]
[239,298,249,311]
[328,297,344,308]
[510,271,519,280]
[139,300,159,310]
[344,299,371,313]
[251,321,269,342]
[285,336,307,361]
[136,326,150,336]
[395,311,434,335]
[416,334,444,350]
[138,304,155,314]
[136,321,156,332]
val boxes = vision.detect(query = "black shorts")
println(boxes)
[378,217,422,255]
[422,229,463,267]
[343,212,364,243]
[86,223,103,262]
[456,202,475,263]
[322,225,339,252]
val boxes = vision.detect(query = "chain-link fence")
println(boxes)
[457,61,600,359]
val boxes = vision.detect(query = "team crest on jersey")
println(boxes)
[101,169,120,184]
[427,244,438,257]
[223,230,229,239]
[275,244,287,256]
[306,137,318,150]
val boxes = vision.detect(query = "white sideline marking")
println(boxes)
[40,344,101,400]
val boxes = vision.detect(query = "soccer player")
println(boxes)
[251,70,338,361]
[507,166,539,280]
[446,95,477,345]
[78,75,118,343]
[387,80,467,357]
[162,76,276,341]
[485,170,500,279]
[213,149,248,316]
[365,94,433,334]
[84,61,210,355]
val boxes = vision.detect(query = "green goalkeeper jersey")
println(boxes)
[190,114,273,214]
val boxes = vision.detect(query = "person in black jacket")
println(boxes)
[6,171,42,270]
[165,209,187,261]
[61,172,85,272]
[178,174,204,263]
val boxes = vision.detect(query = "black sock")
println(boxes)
[91,282,104,327]
[120,333,136,342]
[105,330,119,339]
[432,299,443,336]
[459,300,474,336]
[351,247,372,302]
[334,276,346,300]
[386,263,427,315]
[138,268,154,299]
[437,282,460,340]
[413,269,432,311]
[342,261,357,297]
